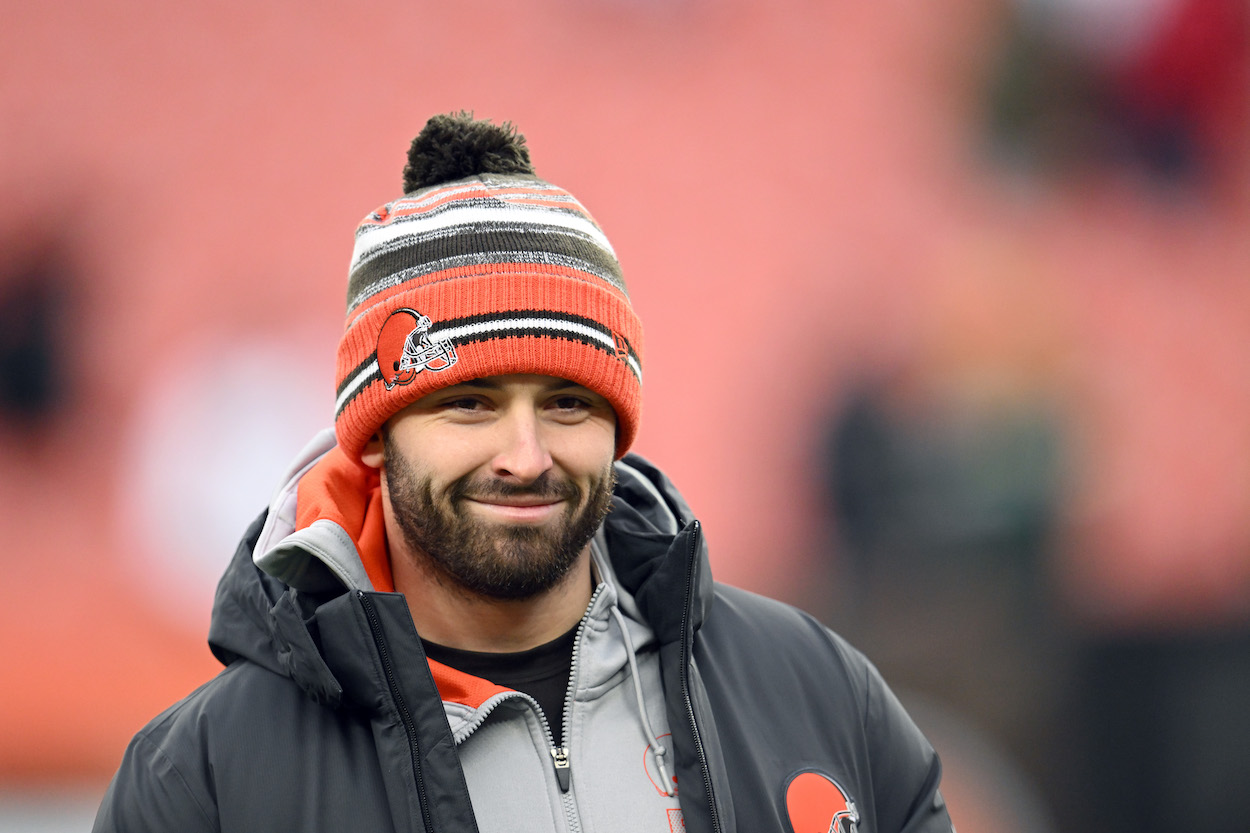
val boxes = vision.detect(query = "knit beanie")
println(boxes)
[333,113,643,462]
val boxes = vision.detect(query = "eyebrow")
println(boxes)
[456,377,582,392]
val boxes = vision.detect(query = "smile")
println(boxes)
[462,498,567,523]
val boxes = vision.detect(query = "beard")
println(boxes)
[382,432,616,600]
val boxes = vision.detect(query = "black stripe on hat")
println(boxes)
[431,309,640,369]
[337,353,379,400]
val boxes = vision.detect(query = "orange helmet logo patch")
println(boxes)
[785,771,859,833]
[376,308,458,390]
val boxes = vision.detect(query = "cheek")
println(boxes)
[568,440,617,492]
[563,438,615,480]
[401,430,493,485]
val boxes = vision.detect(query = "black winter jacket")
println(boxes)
[94,450,952,833]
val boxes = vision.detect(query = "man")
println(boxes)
[94,112,954,833]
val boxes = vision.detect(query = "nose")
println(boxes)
[490,408,553,484]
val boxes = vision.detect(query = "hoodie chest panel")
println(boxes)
[568,645,683,833]
[454,648,681,833]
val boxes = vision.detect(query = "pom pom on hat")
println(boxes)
[402,111,534,193]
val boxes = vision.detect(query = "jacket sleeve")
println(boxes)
[93,731,218,833]
[862,660,953,833]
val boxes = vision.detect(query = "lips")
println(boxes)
[450,474,580,525]
[467,495,560,507]
[454,475,577,504]
[463,497,566,524]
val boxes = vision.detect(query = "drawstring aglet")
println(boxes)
[653,743,675,797]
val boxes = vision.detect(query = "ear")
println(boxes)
[360,433,385,469]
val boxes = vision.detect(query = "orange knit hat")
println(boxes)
[333,113,643,461]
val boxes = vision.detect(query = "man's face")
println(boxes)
[369,374,618,601]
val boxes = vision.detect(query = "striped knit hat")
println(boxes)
[333,113,643,461]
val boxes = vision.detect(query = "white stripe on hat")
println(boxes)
[386,180,576,213]
[334,362,376,416]
[349,203,615,269]
[435,316,641,380]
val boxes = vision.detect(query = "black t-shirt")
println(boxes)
[422,623,579,746]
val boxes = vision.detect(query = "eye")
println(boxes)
[410,385,498,418]
[445,396,486,411]
[427,394,490,415]
[545,390,611,425]
[543,394,594,424]
[551,395,590,411]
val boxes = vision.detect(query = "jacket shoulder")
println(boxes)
[132,659,307,750]
[93,664,253,833]
[702,582,874,703]
[94,661,320,833]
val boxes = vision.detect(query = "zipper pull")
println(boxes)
[550,746,572,792]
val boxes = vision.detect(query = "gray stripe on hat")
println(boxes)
[347,248,626,315]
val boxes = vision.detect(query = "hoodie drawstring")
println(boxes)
[610,604,676,797]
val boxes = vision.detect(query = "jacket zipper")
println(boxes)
[359,591,435,833]
[547,584,605,833]
[520,695,582,833]
[680,522,722,833]
[550,746,572,792]
[451,588,603,831]
[465,692,576,800]
[552,584,604,791]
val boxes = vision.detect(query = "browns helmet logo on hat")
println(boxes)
[376,307,458,390]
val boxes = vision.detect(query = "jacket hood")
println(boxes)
[604,454,712,642]
[206,429,712,703]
